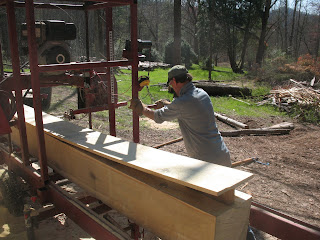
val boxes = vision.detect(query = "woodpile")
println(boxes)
[257,79,320,113]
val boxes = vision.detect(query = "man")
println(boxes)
[130,65,231,167]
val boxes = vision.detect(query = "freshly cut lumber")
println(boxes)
[19,105,253,197]
[214,113,249,129]
[11,106,253,240]
[194,81,252,97]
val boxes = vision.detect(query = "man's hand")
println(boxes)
[154,99,171,109]
[129,98,145,116]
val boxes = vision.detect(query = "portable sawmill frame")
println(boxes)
[0,0,320,240]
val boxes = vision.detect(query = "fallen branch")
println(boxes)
[221,128,291,137]
[215,113,249,129]
[153,137,183,149]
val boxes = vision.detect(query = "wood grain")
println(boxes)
[22,105,253,197]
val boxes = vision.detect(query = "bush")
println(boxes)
[141,48,163,62]
[164,39,197,68]
[289,103,320,124]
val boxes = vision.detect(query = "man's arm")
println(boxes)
[142,107,155,120]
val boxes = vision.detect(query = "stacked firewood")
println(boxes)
[258,79,320,113]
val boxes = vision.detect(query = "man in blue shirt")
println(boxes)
[130,65,231,167]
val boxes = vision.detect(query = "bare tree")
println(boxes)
[256,0,278,66]
[288,0,299,56]
[174,0,182,65]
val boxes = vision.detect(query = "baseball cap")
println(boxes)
[168,65,188,80]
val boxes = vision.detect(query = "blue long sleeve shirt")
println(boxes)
[154,82,231,167]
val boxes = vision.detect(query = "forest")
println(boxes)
[0,0,319,76]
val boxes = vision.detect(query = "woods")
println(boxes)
[0,0,319,74]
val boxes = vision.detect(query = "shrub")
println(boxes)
[164,39,197,68]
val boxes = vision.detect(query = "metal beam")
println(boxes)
[38,60,132,72]
[250,202,320,240]
[46,183,129,240]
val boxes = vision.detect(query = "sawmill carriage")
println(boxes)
[0,0,320,240]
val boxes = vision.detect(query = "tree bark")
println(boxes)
[173,0,182,65]
[256,0,272,66]
[288,0,299,56]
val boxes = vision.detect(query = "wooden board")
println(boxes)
[11,123,251,240]
[21,105,253,197]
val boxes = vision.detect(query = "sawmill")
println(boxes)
[0,1,320,239]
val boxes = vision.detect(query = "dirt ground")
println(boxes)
[1,85,319,239]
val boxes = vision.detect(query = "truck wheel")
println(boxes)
[0,169,26,216]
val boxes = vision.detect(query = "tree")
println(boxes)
[173,0,182,65]
[255,0,275,66]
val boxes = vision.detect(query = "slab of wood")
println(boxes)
[11,120,252,240]
[20,105,253,197]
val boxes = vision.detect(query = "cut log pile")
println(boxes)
[257,79,320,113]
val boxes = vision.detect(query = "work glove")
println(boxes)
[129,98,145,116]
[154,99,171,109]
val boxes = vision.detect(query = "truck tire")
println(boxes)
[0,169,26,216]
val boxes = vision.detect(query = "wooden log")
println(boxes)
[221,128,291,137]
[11,106,253,240]
[152,122,294,149]
[194,81,252,97]
[268,122,294,130]
[19,105,253,197]
[214,113,249,129]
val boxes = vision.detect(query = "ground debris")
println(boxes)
[257,79,320,114]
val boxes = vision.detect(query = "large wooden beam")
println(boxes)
[21,105,253,197]
[11,125,252,240]
[10,105,254,239]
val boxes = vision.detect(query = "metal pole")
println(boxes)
[87,10,92,130]
[131,0,139,143]
[0,41,3,76]
[6,0,30,165]
[25,0,49,184]
[106,7,116,137]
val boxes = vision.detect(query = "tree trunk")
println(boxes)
[240,2,253,70]
[256,0,272,66]
[193,82,252,96]
[173,0,182,65]
[284,0,288,54]
[208,0,215,80]
[288,0,298,56]
[314,11,320,61]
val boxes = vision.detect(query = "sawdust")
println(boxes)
[141,117,179,130]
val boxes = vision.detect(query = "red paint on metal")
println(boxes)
[0,151,43,189]
[47,183,121,240]
[25,0,49,184]
[6,0,30,165]
[38,60,131,72]
[106,6,116,137]
[131,2,139,143]
[0,41,3,76]
[0,106,11,134]
[250,202,320,240]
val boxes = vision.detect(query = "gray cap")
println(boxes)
[168,65,188,80]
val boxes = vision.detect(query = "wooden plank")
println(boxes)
[21,105,253,197]
[11,124,252,240]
